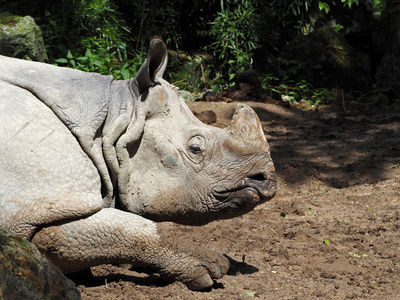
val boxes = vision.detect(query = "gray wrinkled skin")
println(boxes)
[0,39,276,290]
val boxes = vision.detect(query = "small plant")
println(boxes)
[246,291,257,297]
[225,282,239,287]
[323,239,331,245]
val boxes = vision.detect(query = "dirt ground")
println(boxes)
[75,100,400,299]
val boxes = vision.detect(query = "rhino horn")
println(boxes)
[132,38,168,96]
[228,104,268,150]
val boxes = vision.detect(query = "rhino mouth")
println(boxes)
[212,174,276,213]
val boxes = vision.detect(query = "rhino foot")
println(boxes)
[156,224,230,290]
[185,270,214,290]
[183,253,229,290]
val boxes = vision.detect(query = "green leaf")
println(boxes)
[120,68,130,80]
[318,2,330,14]
[93,60,103,67]
[323,239,331,245]
[54,58,68,64]
[342,0,359,8]
[66,50,74,59]
[85,49,92,58]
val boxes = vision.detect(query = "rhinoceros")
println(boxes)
[0,38,276,290]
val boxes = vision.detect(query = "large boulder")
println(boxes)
[0,14,46,62]
[271,27,371,91]
[0,227,81,300]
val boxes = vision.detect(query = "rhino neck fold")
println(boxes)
[102,79,146,210]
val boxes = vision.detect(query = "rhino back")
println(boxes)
[0,81,103,240]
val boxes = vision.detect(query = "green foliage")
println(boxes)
[209,0,259,83]
[40,0,134,62]
[0,0,136,76]
[318,1,331,14]
[0,0,388,104]
[54,47,146,80]
[44,0,141,79]
[317,0,382,16]
[78,0,133,59]
[166,53,221,93]
[317,0,361,15]
[262,74,334,104]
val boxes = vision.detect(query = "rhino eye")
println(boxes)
[189,144,202,154]
[186,135,206,164]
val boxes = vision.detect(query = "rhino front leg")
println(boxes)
[31,208,229,290]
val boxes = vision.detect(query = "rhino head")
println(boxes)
[116,39,276,225]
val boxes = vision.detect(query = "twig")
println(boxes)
[200,63,206,84]
[268,225,278,235]
[341,89,346,113]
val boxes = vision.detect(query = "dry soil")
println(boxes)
[74,101,400,299]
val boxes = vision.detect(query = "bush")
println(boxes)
[209,0,260,83]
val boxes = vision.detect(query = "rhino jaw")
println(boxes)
[212,169,277,218]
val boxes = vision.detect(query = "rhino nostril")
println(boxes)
[248,173,266,181]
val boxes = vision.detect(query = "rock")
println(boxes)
[271,27,371,91]
[291,199,306,216]
[202,91,217,102]
[0,227,81,300]
[193,110,217,124]
[237,82,255,95]
[233,90,247,101]
[237,70,261,89]
[0,14,46,62]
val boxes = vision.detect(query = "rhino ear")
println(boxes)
[132,38,168,95]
